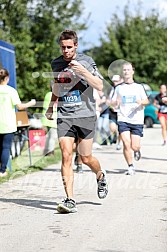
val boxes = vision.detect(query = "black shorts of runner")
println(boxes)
[109,108,117,123]
[117,121,143,137]
[57,116,96,140]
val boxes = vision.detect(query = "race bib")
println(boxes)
[160,105,167,113]
[60,90,82,107]
[122,95,136,104]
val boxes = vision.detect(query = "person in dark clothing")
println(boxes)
[153,84,167,146]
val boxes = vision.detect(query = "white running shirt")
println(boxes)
[111,82,148,124]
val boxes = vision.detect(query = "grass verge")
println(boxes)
[0,144,61,184]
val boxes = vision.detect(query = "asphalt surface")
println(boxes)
[0,125,167,252]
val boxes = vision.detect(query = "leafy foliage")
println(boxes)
[0,0,86,104]
[90,3,167,90]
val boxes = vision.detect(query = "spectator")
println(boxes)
[108,74,123,150]
[41,87,57,156]
[92,88,102,149]
[98,91,112,145]
[0,68,36,177]
[153,84,167,146]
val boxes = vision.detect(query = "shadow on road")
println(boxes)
[42,166,167,176]
[0,198,102,210]
[77,201,101,206]
[142,156,167,161]
[0,198,56,210]
[94,250,125,252]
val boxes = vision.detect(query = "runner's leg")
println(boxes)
[77,138,103,179]
[59,136,75,199]
[120,131,133,165]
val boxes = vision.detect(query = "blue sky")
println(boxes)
[78,0,167,51]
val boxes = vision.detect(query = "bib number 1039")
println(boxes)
[64,95,78,103]
[61,90,82,107]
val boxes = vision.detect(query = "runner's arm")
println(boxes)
[69,60,103,91]
[16,99,36,110]
[45,93,58,120]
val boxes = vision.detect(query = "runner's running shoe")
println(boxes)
[76,164,83,173]
[97,171,108,199]
[134,150,141,161]
[125,165,135,175]
[56,198,77,213]
[116,144,121,150]
[162,140,166,146]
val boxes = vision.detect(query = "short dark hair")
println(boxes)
[58,30,78,44]
[0,68,9,83]
[159,83,167,88]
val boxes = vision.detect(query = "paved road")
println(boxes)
[0,125,167,252]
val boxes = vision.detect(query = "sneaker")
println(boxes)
[162,140,166,146]
[76,164,83,173]
[97,171,108,199]
[93,142,102,150]
[116,144,121,150]
[125,165,135,175]
[134,150,141,161]
[0,171,8,177]
[56,198,77,214]
[101,140,108,146]
[44,151,54,156]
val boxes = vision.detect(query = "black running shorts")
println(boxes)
[117,121,143,137]
[57,116,96,139]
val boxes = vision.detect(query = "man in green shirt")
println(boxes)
[41,90,57,156]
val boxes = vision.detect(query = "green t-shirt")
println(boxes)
[41,91,57,128]
[0,85,21,133]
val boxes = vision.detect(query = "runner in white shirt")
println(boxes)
[111,62,149,175]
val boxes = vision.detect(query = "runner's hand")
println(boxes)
[69,60,85,75]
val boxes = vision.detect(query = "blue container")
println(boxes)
[0,40,17,89]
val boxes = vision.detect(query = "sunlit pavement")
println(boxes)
[0,125,167,252]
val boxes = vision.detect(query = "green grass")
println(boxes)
[0,144,61,184]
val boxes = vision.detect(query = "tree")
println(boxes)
[91,3,167,90]
[0,0,87,104]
